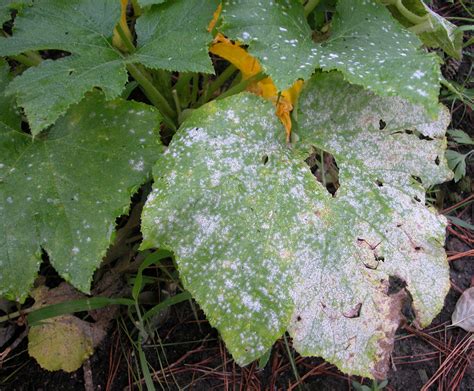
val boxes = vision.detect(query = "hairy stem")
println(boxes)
[127,63,176,126]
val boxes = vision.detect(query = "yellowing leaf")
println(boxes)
[210,33,302,141]
[27,284,106,372]
[28,315,96,372]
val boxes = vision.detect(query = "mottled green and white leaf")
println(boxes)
[142,73,452,378]
[312,0,441,116]
[0,92,162,301]
[220,0,314,90]
[219,0,440,115]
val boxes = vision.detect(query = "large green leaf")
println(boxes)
[131,0,217,73]
[141,73,452,378]
[0,92,162,301]
[219,0,441,116]
[0,0,214,135]
[0,0,125,135]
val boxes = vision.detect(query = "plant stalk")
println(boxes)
[216,72,266,101]
[126,63,176,123]
[304,0,321,17]
[197,64,237,105]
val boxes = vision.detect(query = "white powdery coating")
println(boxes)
[142,84,451,378]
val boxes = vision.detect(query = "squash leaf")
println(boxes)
[219,0,441,116]
[141,72,452,378]
[0,0,214,135]
[131,0,217,73]
[0,92,162,301]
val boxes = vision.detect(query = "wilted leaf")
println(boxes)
[141,72,452,378]
[452,287,474,332]
[28,284,106,372]
[219,0,441,116]
[0,92,162,301]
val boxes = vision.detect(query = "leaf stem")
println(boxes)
[408,19,434,34]
[172,89,182,118]
[393,0,429,25]
[197,64,237,105]
[126,63,177,126]
[115,23,136,53]
[304,0,321,18]
[216,72,266,101]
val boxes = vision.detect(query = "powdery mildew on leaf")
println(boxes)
[141,95,303,364]
[220,0,314,91]
[0,92,162,301]
[142,76,452,378]
[219,0,440,116]
[292,72,452,376]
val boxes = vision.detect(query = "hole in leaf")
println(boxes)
[343,303,362,318]
[435,156,440,165]
[388,275,407,295]
[379,119,386,130]
[414,246,422,251]
[305,148,339,196]
[39,49,71,60]
[20,118,32,135]
[375,179,383,187]
[296,315,302,321]
[261,154,269,165]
